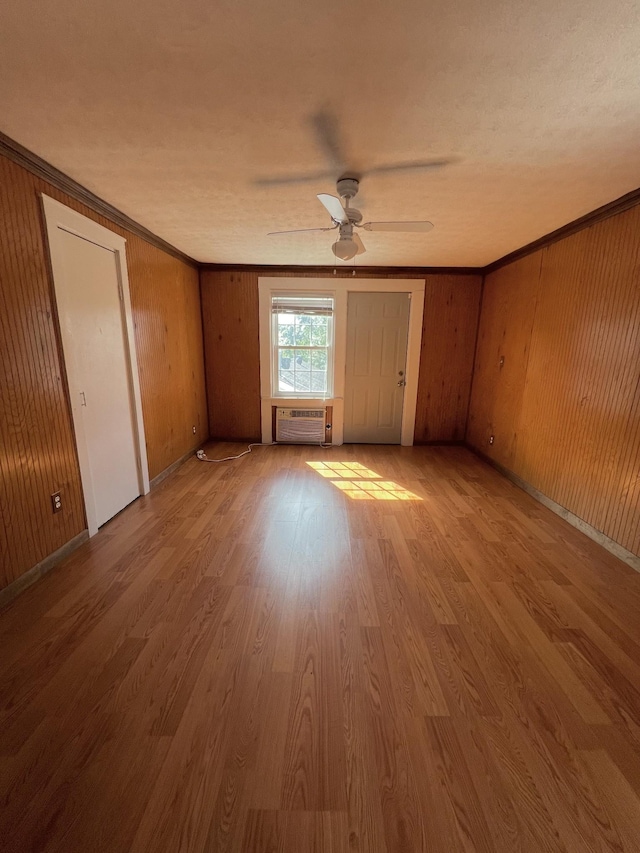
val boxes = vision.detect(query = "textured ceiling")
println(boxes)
[2,0,640,266]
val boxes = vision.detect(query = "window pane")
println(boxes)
[311,350,327,370]
[311,371,327,392]
[311,320,327,347]
[278,369,295,392]
[295,351,311,370]
[294,316,312,346]
[279,348,294,369]
[293,371,311,392]
[277,315,295,346]
[272,298,333,396]
[278,347,328,394]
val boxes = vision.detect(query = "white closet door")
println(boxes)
[343,291,410,444]
[57,230,141,527]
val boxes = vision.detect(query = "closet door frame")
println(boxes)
[42,194,149,536]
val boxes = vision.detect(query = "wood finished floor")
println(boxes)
[2,445,640,852]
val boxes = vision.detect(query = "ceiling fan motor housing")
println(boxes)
[336,177,359,200]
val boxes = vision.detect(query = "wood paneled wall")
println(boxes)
[0,152,208,591]
[201,271,262,441]
[127,245,208,477]
[468,205,640,557]
[467,252,542,468]
[200,268,481,443]
[414,274,481,442]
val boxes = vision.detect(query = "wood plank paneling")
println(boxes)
[468,205,640,558]
[0,152,208,592]
[201,271,262,441]
[201,269,482,443]
[127,244,208,478]
[414,274,481,442]
[0,157,85,590]
[467,251,542,467]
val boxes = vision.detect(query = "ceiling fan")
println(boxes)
[255,109,452,186]
[268,177,434,260]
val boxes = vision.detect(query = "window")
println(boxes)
[272,294,334,396]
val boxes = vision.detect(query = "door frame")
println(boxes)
[338,280,424,446]
[42,194,150,536]
[258,277,424,445]
[343,289,412,445]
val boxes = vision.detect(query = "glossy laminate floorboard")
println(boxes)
[1,445,640,852]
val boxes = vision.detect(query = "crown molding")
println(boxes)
[199,263,483,277]
[0,130,197,268]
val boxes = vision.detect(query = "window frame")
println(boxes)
[270,293,335,398]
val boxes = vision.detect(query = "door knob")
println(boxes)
[397,379,406,387]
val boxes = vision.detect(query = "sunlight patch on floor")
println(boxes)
[306,461,422,501]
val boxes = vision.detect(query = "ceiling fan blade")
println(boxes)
[254,169,337,187]
[267,226,337,236]
[363,158,452,176]
[361,221,434,233]
[310,110,346,170]
[352,233,366,255]
[317,193,348,223]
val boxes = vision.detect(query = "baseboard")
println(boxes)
[209,436,262,444]
[1,449,200,609]
[470,447,640,573]
[413,440,466,446]
[150,446,201,489]
[0,530,90,611]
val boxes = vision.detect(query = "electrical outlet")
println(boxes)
[192,425,196,434]
[51,491,62,513]
[489,435,495,445]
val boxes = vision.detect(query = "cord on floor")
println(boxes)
[195,444,268,463]
[196,441,331,462]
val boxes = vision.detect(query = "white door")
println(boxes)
[343,292,410,444]
[55,230,141,527]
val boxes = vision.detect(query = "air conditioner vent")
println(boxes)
[276,408,326,444]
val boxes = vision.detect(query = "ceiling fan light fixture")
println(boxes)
[332,238,358,261]
[267,177,431,257]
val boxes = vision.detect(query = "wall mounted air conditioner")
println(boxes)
[275,408,326,444]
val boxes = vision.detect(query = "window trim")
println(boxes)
[271,293,334,398]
